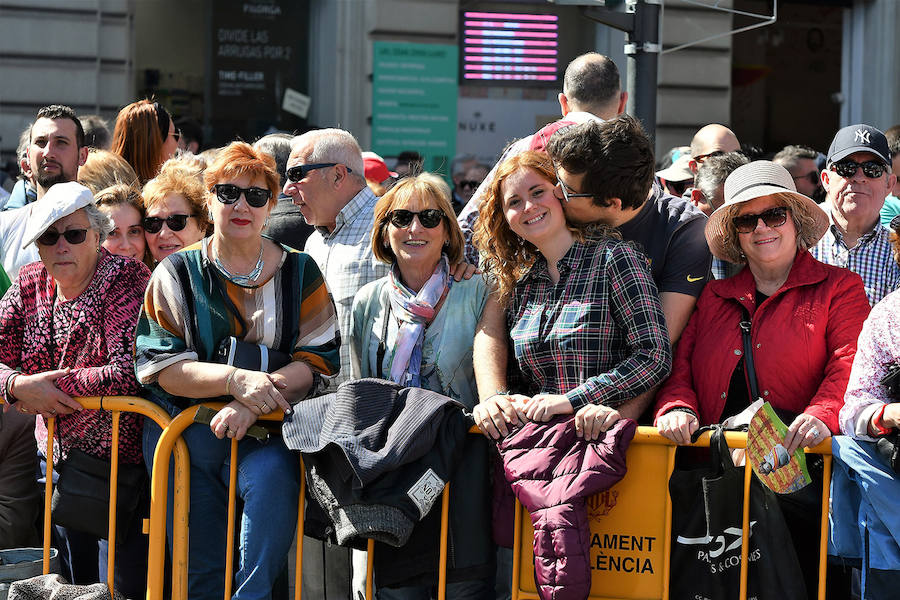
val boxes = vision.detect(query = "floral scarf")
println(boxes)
[387,255,451,387]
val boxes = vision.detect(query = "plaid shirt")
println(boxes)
[810,217,900,306]
[304,186,390,387]
[507,237,672,410]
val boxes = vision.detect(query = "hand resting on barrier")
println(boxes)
[783,413,827,455]
[473,393,529,439]
[574,403,623,441]
[656,410,699,445]
[227,368,291,415]
[523,393,573,422]
[210,400,258,440]
[6,368,84,419]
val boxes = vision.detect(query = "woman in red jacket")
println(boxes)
[653,160,869,597]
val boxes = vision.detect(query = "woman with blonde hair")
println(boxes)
[141,158,210,265]
[77,149,139,193]
[350,172,493,598]
[110,100,179,185]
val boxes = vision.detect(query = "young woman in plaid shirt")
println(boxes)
[472,151,671,441]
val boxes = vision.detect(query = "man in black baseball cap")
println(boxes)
[810,124,899,305]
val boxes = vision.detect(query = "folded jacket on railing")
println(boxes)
[497,416,638,600]
[283,378,468,548]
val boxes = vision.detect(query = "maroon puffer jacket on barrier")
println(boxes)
[497,416,638,600]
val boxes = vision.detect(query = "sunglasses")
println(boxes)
[792,170,820,186]
[665,180,691,197]
[37,228,88,246]
[172,129,181,142]
[286,163,353,183]
[213,184,272,208]
[142,214,194,234]
[830,160,888,179]
[693,150,726,164]
[388,209,445,229]
[459,180,479,191]
[733,206,789,234]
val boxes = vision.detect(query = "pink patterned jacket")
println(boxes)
[0,250,150,463]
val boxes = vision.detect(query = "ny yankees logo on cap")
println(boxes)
[827,124,891,167]
[855,129,871,144]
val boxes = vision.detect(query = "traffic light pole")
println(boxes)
[579,0,661,139]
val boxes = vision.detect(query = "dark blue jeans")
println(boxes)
[143,418,301,600]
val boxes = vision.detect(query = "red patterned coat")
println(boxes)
[0,250,150,463]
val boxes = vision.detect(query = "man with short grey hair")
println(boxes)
[772,144,824,203]
[283,128,383,387]
[282,127,386,599]
[456,52,627,262]
[691,151,749,217]
[691,151,749,279]
[255,133,313,250]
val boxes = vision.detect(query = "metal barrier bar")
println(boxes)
[38,396,180,598]
[509,425,833,600]
[149,404,465,600]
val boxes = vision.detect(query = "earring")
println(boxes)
[264,217,269,228]
[207,209,214,223]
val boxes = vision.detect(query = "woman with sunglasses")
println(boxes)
[110,99,179,185]
[141,158,210,265]
[0,182,151,596]
[653,161,869,598]
[136,141,340,600]
[349,173,495,599]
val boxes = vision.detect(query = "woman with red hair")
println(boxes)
[110,100,179,185]
[136,141,341,599]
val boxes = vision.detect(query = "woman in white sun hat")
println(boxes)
[653,160,869,597]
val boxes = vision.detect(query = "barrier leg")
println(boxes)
[107,411,120,596]
[817,455,832,600]
[224,439,239,600]
[739,458,752,600]
[662,446,676,600]
[294,457,305,600]
[437,483,451,600]
[43,417,56,575]
[366,539,375,600]
[511,500,521,600]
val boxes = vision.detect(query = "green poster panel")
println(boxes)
[372,42,458,183]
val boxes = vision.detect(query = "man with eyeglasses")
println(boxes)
[773,144,825,204]
[687,123,741,176]
[811,124,900,306]
[0,105,88,279]
[457,52,628,262]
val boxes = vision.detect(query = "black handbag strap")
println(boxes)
[376,306,391,380]
[739,306,760,403]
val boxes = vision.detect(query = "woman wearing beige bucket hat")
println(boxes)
[652,160,870,596]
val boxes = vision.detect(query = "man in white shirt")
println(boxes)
[1,105,88,278]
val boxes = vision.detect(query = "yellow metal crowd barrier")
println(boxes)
[38,396,190,599]
[510,426,834,600]
[145,402,456,600]
[37,405,833,600]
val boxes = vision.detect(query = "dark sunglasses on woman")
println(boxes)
[213,184,271,208]
[142,214,194,234]
[36,229,88,246]
[388,209,445,229]
[733,206,789,234]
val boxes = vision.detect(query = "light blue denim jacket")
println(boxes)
[350,274,488,411]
